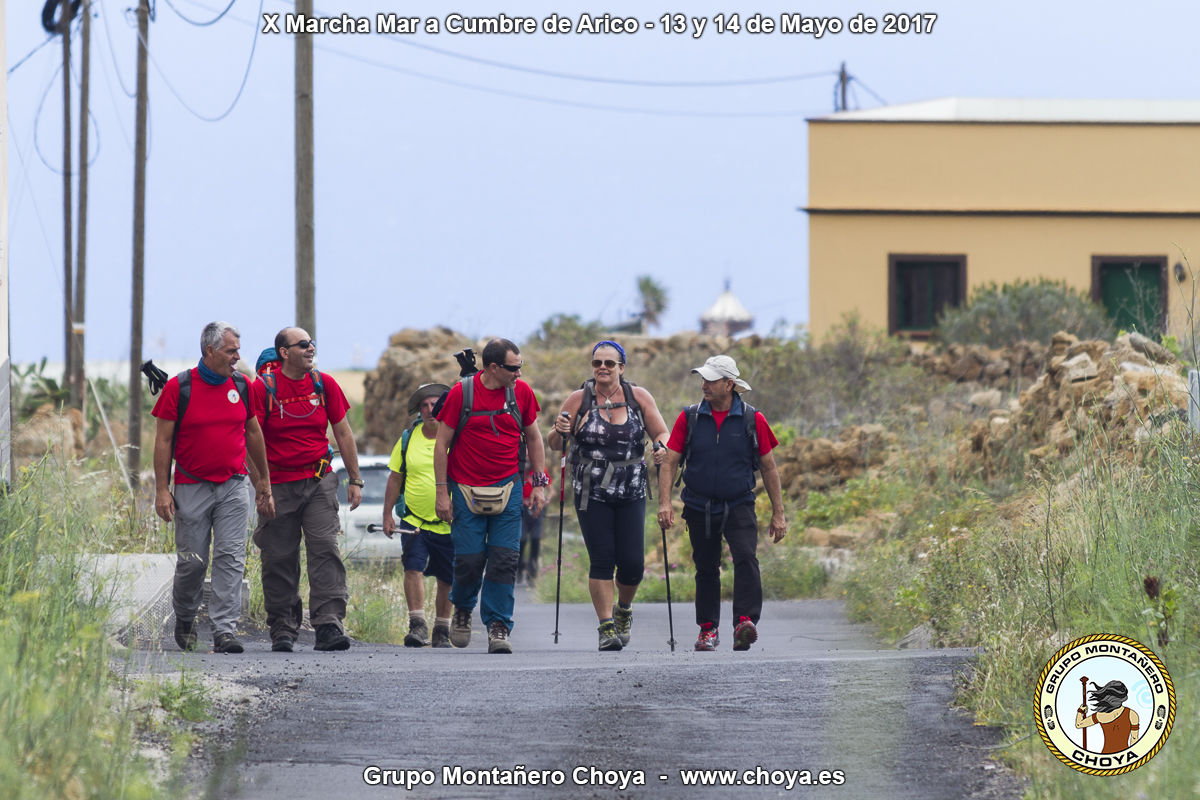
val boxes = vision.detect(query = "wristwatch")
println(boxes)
[347,477,365,488]
[531,471,550,487]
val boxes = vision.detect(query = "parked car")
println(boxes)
[332,454,402,565]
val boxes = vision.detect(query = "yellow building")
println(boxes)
[805,98,1200,340]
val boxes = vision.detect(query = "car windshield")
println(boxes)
[336,465,389,505]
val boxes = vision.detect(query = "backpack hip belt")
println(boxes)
[575,455,645,512]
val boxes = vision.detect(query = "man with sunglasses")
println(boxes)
[433,338,549,653]
[251,327,362,653]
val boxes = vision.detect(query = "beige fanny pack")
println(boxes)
[458,482,514,516]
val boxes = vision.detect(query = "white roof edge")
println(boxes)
[812,98,1200,124]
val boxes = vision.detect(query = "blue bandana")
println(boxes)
[592,339,626,364]
[196,359,229,386]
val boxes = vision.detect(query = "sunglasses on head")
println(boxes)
[284,339,316,350]
[591,359,620,369]
[496,362,522,373]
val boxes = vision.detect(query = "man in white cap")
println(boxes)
[382,383,454,647]
[656,355,787,652]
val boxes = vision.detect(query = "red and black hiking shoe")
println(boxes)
[733,616,758,651]
[694,622,719,651]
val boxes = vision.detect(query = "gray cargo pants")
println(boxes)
[252,472,348,640]
[172,476,251,637]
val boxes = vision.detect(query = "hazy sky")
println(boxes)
[5,1,1198,368]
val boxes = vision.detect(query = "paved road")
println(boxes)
[153,594,1023,799]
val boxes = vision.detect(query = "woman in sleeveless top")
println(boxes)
[548,340,670,652]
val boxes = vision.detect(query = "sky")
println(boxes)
[5,1,1199,370]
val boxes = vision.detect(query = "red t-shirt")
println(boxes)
[436,375,540,485]
[666,406,779,455]
[151,369,251,484]
[251,370,350,483]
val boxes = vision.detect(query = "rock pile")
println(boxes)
[957,331,1189,473]
[772,424,898,498]
[906,340,1048,389]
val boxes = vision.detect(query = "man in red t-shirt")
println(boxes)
[433,338,549,653]
[250,327,363,653]
[656,355,788,653]
[152,321,273,655]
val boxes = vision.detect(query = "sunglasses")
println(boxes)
[591,359,621,369]
[283,339,316,350]
[496,362,523,373]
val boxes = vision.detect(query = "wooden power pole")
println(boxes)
[71,0,92,411]
[127,0,150,487]
[295,0,316,337]
[60,0,75,404]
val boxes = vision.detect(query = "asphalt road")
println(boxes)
[151,593,1024,799]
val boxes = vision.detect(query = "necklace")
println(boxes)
[598,385,621,409]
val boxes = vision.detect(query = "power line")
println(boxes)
[96,0,138,97]
[850,76,886,106]
[7,34,57,75]
[374,34,838,89]
[316,42,825,118]
[161,0,237,27]
[134,0,263,121]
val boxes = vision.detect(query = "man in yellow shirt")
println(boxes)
[382,383,453,647]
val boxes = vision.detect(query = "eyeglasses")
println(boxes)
[284,339,316,350]
[591,359,620,369]
[496,362,522,373]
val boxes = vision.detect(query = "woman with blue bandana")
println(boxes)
[548,340,670,651]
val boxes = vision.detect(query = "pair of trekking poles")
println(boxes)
[552,415,677,651]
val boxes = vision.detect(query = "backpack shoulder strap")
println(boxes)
[310,369,326,406]
[621,379,643,425]
[675,403,700,487]
[230,372,251,416]
[740,400,762,472]
[451,376,474,447]
[175,370,193,421]
[571,379,597,436]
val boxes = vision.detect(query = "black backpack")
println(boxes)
[451,376,528,480]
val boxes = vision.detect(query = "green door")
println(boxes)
[1098,261,1163,334]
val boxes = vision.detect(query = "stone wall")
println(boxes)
[956,331,1188,474]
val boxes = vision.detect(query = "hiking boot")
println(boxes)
[487,621,512,654]
[314,623,350,652]
[598,620,623,652]
[613,605,633,646]
[213,632,244,654]
[271,635,295,653]
[404,617,429,648]
[431,624,451,648]
[694,623,719,651]
[450,607,473,648]
[174,617,197,651]
[733,616,758,651]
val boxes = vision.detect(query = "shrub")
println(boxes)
[934,278,1114,347]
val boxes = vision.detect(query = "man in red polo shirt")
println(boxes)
[434,338,549,654]
[153,321,273,655]
[251,327,363,653]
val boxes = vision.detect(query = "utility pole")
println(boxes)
[837,62,848,112]
[70,0,92,411]
[127,0,150,487]
[60,0,75,404]
[295,0,316,337]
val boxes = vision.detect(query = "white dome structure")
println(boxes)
[699,281,754,336]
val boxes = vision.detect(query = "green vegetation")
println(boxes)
[1,459,173,799]
[934,278,1115,347]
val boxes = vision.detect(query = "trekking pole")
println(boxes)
[656,460,677,652]
[1080,676,1089,751]
[553,413,569,644]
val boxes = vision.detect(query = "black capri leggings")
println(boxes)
[576,496,645,585]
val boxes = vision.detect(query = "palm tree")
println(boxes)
[636,275,669,330]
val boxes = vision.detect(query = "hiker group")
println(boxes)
[154,323,788,655]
